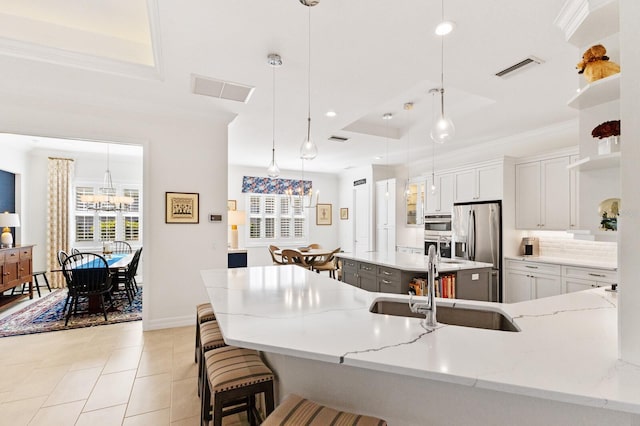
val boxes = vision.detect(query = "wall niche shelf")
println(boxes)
[567,152,620,171]
[567,73,620,109]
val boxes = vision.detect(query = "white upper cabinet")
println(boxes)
[454,163,502,203]
[425,173,454,214]
[516,156,571,230]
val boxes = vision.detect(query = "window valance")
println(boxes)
[242,176,312,195]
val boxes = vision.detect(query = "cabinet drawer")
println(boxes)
[562,266,617,284]
[19,247,32,260]
[377,276,401,294]
[342,259,357,270]
[358,262,376,275]
[377,266,400,281]
[3,249,20,264]
[505,260,560,276]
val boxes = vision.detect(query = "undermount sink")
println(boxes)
[370,300,520,332]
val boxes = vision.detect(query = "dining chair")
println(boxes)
[281,249,312,269]
[61,253,114,326]
[308,243,321,249]
[112,241,133,254]
[113,247,142,304]
[268,245,284,265]
[312,247,341,279]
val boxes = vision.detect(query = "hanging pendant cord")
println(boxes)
[307,7,312,141]
[440,0,445,117]
[272,61,276,161]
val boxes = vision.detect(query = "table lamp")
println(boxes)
[0,212,20,248]
[228,210,246,250]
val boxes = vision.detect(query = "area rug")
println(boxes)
[0,288,142,338]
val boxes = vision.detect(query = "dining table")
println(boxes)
[273,247,335,267]
[72,252,135,310]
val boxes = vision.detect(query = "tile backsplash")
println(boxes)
[537,235,617,264]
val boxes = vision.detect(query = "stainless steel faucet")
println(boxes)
[409,245,438,329]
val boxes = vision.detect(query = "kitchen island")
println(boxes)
[201,265,640,425]
[336,251,495,301]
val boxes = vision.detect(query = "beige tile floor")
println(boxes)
[0,318,249,425]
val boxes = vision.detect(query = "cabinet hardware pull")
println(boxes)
[525,265,538,269]
[382,271,391,275]
[382,279,392,284]
[588,273,606,277]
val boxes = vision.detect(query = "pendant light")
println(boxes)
[430,91,438,195]
[383,113,393,198]
[403,102,413,199]
[80,144,133,212]
[267,53,282,178]
[430,0,455,144]
[299,0,319,160]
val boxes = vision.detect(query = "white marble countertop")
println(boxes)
[505,255,617,270]
[335,251,494,272]
[201,265,640,415]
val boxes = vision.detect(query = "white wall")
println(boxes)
[0,101,233,330]
[228,165,340,266]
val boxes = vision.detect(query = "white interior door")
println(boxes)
[354,185,370,253]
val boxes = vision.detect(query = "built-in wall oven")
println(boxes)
[424,214,452,258]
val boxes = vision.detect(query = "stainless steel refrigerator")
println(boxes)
[452,201,502,302]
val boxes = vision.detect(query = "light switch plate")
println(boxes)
[471,273,479,281]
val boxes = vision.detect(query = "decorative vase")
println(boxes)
[598,135,620,155]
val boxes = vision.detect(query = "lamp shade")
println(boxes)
[0,212,20,228]
[228,211,246,227]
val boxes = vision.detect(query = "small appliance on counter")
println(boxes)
[520,237,539,256]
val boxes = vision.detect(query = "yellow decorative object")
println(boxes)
[576,44,620,83]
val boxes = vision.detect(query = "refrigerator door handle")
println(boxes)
[469,210,476,261]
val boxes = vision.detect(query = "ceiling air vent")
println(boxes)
[328,135,349,142]
[495,56,545,78]
[191,74,255,103]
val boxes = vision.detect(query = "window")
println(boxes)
[74,184,141,243]
[246,194,307,244]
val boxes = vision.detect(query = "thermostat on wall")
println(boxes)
[209,214,222,222]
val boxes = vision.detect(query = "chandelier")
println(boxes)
[80,145,133,212]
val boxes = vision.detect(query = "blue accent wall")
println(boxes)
[0,169,16,213]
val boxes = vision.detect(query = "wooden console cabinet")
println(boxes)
[0,245,34,307]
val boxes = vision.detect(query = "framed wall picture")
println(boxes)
[166,192,199,223]
[340,208,348,220]
[227,200,237,211]
[316,203,332,225]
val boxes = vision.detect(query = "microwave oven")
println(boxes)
[424,214,452,234]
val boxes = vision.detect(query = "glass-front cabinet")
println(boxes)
[405,178,425,225]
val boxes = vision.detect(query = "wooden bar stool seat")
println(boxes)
[196,303,216,363]
[198,320,226,396]
[201,346,275,426]
[263,393,387,426]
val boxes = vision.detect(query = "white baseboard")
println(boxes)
[143,315,193,331]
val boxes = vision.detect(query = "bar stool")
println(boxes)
[196,303,216,363]
[198,320,226,397]
[201,346,275,426]
[263,393,387,425]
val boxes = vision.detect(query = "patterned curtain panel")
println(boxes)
[47,158,74,288]
[242,176,312,195]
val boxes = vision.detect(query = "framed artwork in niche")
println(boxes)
[316,203,332,225]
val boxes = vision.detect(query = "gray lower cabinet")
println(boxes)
[341,260,414,294]
[455,268,492,301]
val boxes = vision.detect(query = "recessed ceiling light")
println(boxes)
[374,156,382,160]
[435,21,455,36]
[382,113,393,120]
[325,110,337,117]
